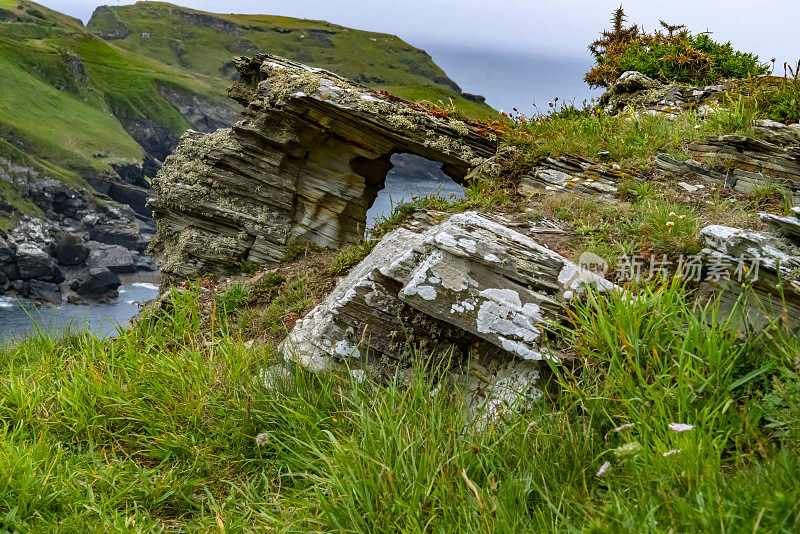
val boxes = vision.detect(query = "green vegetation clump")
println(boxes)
[745,62,800,123]
[504,105,757,172]
[216,282,251,316]
[586,7,767,88]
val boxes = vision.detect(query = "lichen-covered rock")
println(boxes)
[281,211,613,382]
[688,136,800,195]
[698,223,800,329]
[150,54,497,280]
[599,71,732,115]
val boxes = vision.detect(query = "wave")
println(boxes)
[0,297,15,309]
[132,282,159,291]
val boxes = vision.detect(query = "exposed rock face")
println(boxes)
[0,239,18,280]
[16,244,58,281]
[698,211,800,328]
[599,70,732,115]
[0,155,160,304]
[281,211,613,376]
[150,54,497,280]
[55,234,89,266]
[688,133,800,200]
[158,85,241,133]
[28,280,62,305]
[86,242,137,274]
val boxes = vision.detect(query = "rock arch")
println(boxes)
[150,55,497,279]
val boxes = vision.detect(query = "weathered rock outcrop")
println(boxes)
[281,211,613,377]
[698,210,800,329]
[687,133,800,199]
[599,70,733,115]
[150,54,497,280]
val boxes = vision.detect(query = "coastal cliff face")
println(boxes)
[150,55,496,279]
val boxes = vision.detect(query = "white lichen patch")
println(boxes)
[416,285,438,301]
[475,287,543,351]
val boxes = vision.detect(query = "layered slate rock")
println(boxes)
[281,212,613,375]
[150,54,497,280]
[688,134,800,199]
[698,214,800,329]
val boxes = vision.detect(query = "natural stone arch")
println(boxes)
[149,55,497,279]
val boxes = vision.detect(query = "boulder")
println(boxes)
[11,279,29,298]
[614,71,662,93]
[15,243,56,281]
[698,223,800,329]
[108,181,153,218]
[150,54,498,280]
[0,238,18,280]
[70,267,121,299]
[86,241,136,273]
[89,222,140,251]
[134,254,158,271]
[282,212,613,378]
[55,233,90,266]
[28,280,62,305]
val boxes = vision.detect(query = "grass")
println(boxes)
[1,277,799,531]
[504,105,758,173]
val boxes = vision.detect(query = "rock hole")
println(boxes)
[366,153,465,227]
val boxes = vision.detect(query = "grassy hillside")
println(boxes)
[0,0,243,228]
[87,1,495,118]
[0,1,234,169]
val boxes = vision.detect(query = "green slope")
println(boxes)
[87,1,494,118]
[0,0,237,227]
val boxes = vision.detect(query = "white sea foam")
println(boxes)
[132,282,159,291]
[0,297,15,308]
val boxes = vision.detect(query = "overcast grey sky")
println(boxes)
[48,0,800,64]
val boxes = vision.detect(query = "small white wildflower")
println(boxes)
[663,449,682,457]
[668,423,694,432]
[615,442,642,457]
[255,433,270,447]
[350,369,366,384]
[596,461,611,477]
[614,423,635,432]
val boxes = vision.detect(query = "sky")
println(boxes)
[40,0,800,114]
